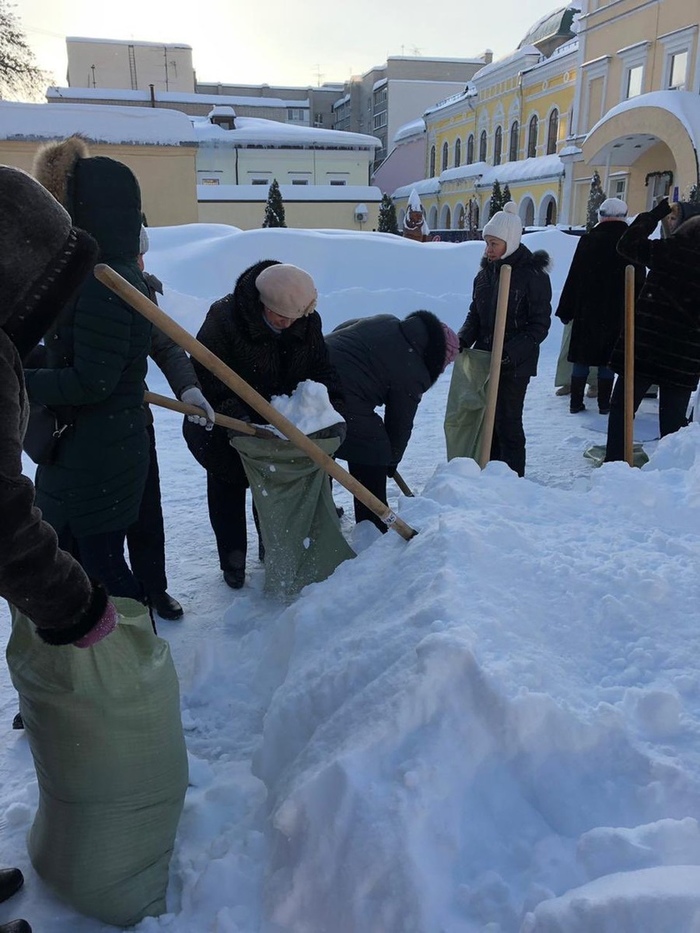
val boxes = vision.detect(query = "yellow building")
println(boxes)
[393,6,578,233]
[564,0,700,222]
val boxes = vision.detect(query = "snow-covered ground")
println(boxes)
[3,224,700,933]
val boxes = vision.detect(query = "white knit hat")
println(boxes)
[139,225,149,254]
[482,201,522,258]
[598,197,628,220]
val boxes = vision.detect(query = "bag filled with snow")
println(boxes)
[444,347,491,462]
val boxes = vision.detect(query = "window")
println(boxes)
[373,112,387,129]
[625,64,643,98]
[609,177,627,200]
[251,178,269,185]
[287,108,305,122]
[200,177,220,185]
[479,130,487,162]
[527,115,538,158]
[291,179,309,185]
[669,50,688,89]
[314,112,324,125]
[509,121,519,162]
[454,138,461,168]
[442,141,449,171]
[546,109,559,155]
[466,134,474,165]
[429,145,436,177]
[330,179,346,186]
[493,125,502,165]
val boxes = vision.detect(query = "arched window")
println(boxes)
[429,145,436,177]
[454,137,462,168]
[493,125,502,166]
[527,115,538,158]
[479,130,487,162]
[442,141,449,171]
[466,134,475,165]
[547,109,559,155]
[509,120,519,162]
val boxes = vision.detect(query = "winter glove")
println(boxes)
[227,416,252,443]
[648,198,672,222]
[180,386,216,431]
[386,462,399,478]
[73,601,119,648]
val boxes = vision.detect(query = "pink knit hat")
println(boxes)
[442,322,460,371]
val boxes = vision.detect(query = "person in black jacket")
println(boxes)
[458,201,552,477]
[555,198,645,415]
[183,260,345,588]
[605,198,700,462]
[326,310,458,531]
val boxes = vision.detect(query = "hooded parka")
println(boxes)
[26,138,152,537]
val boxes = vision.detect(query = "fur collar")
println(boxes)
[479,243,550,273]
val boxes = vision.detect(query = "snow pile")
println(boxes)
[263,380,344,437]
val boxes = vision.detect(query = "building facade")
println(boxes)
[66,37,195,93]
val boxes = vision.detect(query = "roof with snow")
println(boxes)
[518,4,578,50]
[198,184,382,202]
[47,87,308,110]
[474,154,564,187]
[392,178,441,199]
[0,99,196,145]
[192,116,380,149]
[393,118,426,144]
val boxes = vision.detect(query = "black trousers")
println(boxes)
[605,374,690,462]
[490,374,530,477]
[126,423,168,594]
[206,471,249,571]
[58,527,143,602]
[347,462,388,533]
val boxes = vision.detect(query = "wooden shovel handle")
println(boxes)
[478,264,512,470]
[144,391,279,440]
[96,264,418,540]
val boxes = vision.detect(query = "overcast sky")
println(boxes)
[21,0,568,88]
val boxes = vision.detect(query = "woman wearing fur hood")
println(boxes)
[458,201,552,477]
[26,136,152,600]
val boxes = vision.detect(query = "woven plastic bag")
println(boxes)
[6,596,188,927]
[232,433,355,598]
[444,348,492,462]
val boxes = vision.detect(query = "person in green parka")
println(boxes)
[25,136,152,601]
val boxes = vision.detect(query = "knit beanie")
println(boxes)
[139,225,149,255]
[482,201,522,258]
[598,197,628,220]
[441,322,459,371]
[255,264,318,319]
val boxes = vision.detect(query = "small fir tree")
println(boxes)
[262,179,287,228]
[377,193,399,234]
[488,180,504,219]
[503,183,512,204]
[586,170,605,231]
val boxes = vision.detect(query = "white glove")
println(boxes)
[180,387,215,431]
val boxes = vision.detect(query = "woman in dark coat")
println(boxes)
[183,260,345,588]
[26,136,152,600]
[555,198,645,415]
[326,310,458,531]
[459,202,551,477]
[605,198,700,462]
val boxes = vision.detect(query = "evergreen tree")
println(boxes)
[586,170,605,231]
[488,180,504,219]
[687,183,700,204]
[262,179,287,228]
[377,193,399,234]
[0,0,47,101]
[503,183,512,204]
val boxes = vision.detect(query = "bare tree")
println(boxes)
[0,1,48,101]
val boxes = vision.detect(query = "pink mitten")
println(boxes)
[74,601,118,648]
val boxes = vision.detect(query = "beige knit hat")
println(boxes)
[255,263,317,319]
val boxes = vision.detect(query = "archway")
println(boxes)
[539,195,557,225]
[439,204,451,229]
[455,203,466,229]
[520,197,535,227]
[428,206,438,230]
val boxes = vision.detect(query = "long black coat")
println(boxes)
[326,310,447,466]
[184,259,344,482]
[610,211,700,390]
[459,244,552,378]
[555,221,645,366]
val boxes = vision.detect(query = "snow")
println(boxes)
[4,221,700,933]
[47,87,306,110]
[587,90,700,151]
[196,185,382,203]
[393,117,426,144]
[193,115,380,149]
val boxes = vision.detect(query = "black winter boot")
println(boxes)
[147,591,184,620]
[597,377,614,415]
[0,868,23,904]
[0,920,32,932]
[569,375,587,413]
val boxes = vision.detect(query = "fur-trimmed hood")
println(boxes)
[480,243,550,273]
[400,309,448,386]
[33,135,142,262]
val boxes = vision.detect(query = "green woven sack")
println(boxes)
[232,433,355,598]
[444,348,492,462]
[6,597,188,927]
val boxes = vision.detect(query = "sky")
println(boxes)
[19,0,567,88]
[4,220,700,932]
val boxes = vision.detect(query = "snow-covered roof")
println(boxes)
[424,89,470,117]
[587,90,700,152]
[474,154,564,187]
[47,87,304,109]
[393,117,426,144]
[0,99,195,145]
[440,161,490,183]
[372,78,388,92]
[472,45,542,83]
[66,35,191,49]
[333,94,351,110]
[193,115,380,149]
[197,184,382,202]
[392,177,441,199]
